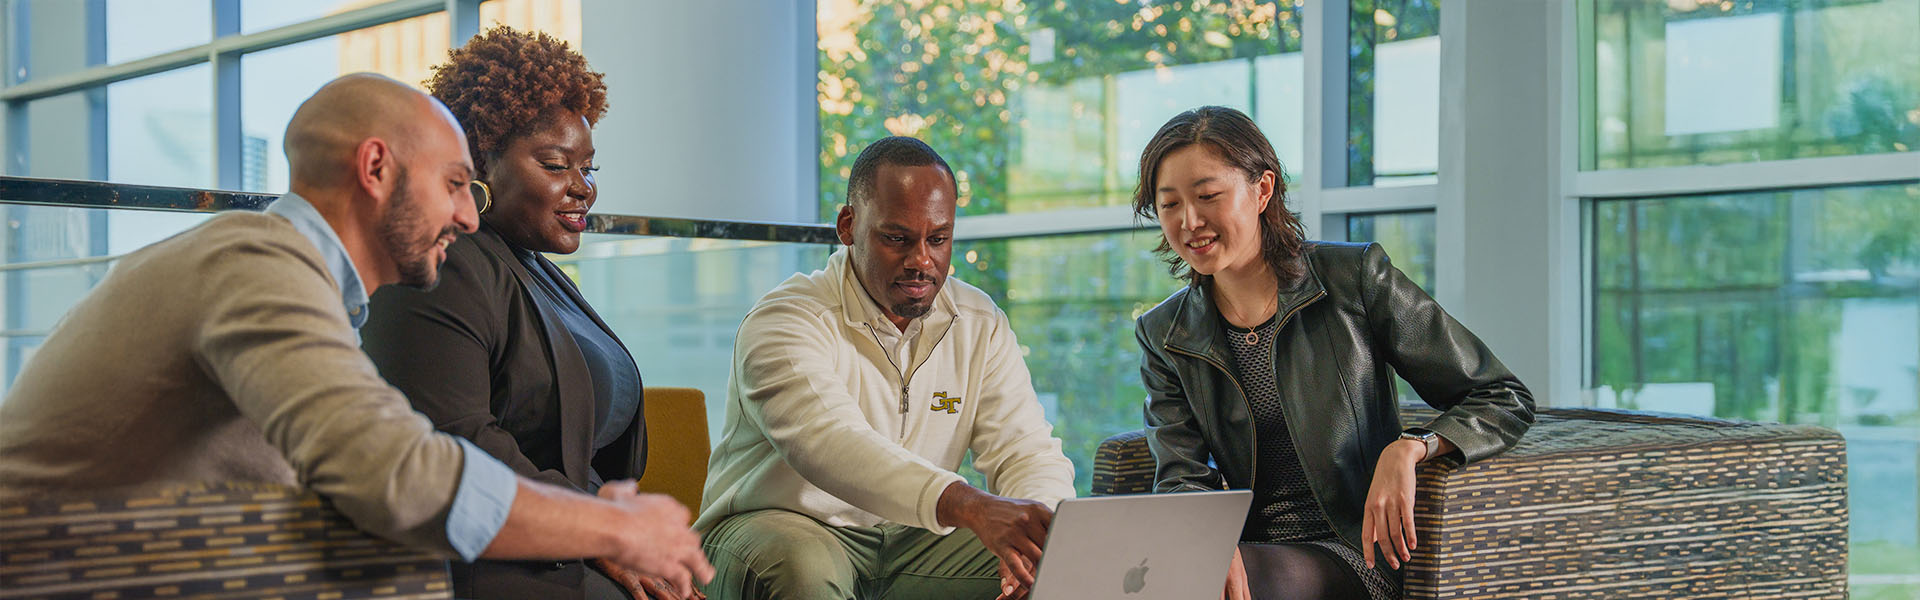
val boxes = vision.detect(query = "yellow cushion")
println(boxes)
[635,387,710,513]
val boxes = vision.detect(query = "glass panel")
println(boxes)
[1345,210,1435,405]
[479,0,583,48]
[22,90,98,180]
[953,230,1174,495]
[12,95,109,388]
[1590,182,1920,597]
[240,0,398,34]
[819,0,1306,220]
[18,0,95,81]
[106,66,217,252]
[1588,0,1920,169]
[550,235,832,444]
[0,205,203,392]
[238,14,450,193]
[1348,0,1441,186]
[107,65,213,189]
[105,0,211,64]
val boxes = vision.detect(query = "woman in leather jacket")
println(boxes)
[1132,106,1534,600]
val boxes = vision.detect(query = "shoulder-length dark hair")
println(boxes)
[1131,105,1308,288]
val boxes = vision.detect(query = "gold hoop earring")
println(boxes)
[470,180,492,214]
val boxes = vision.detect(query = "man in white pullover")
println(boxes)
[697,137,1076,600]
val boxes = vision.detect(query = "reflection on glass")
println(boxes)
[106,67,218,259]
[105,0,211,64]
[551,235,830,443]
[1588,0,1920,169]
[1349,0,1440,186]
[108,66,214,189]
[818,0,1305,219]
[1345,210,1435,404]
[955,229,1175,494]
[1591,182,1920,596]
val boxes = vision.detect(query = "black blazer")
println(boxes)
[363,224,644,599]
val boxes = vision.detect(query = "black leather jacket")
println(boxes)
[1136,242,1534,573]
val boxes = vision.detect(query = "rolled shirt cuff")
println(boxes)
[445,438,518,562]
[916,470,968,536]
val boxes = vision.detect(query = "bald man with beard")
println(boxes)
[0,73,713,597]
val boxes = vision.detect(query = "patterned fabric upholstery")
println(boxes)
[1091,405,1849,599]
[1,482,451,599]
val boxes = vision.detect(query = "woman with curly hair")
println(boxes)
[361,26,699,600]
[1132,106,1534,599]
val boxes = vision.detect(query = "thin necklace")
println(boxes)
[1219,288,1277,344]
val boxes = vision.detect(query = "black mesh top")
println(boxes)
[1225,314,1399,599]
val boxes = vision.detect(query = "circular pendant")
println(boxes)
[1244,330,1259,345]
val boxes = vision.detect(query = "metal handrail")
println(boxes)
[0,255,119,273]
[0,175,839,245]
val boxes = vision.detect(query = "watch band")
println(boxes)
[1399,428,1440,460]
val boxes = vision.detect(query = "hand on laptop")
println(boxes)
[936,482,1054,595]
[1221,546,1251,600]
[997,553,1034,600]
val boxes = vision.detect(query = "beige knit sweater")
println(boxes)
[0,211,467,556]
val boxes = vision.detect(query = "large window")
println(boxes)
[1587,0,1920,169]
[1347,0,1439,186]
[1581,1,1920,594]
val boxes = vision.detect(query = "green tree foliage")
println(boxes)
[818,0,1306,221]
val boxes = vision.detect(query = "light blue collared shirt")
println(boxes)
[266,193,517,562]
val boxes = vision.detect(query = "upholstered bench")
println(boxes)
[1092,405,1849,599]
[0,482,451,599]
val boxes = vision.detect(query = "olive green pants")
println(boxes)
[699,509,1003,600]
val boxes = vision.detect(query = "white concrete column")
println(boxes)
[581,0,816,223]
[1435,0,1575,405]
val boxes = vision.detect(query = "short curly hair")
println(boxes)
[425,26,608,164]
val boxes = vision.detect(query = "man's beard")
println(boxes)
[379,170,458,290]
[888,272,939,319]
[889,300,932,320]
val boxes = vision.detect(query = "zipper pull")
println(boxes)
[900,385,910,414]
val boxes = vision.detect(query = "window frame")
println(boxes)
[0,0,487,189]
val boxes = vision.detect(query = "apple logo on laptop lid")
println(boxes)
[1123,558,1149,594]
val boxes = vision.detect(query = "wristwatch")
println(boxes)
[1398,427,1440,461]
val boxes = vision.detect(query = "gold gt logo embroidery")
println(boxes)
[929,391,962,414]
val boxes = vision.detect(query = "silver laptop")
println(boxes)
[1029,490,1253,600]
